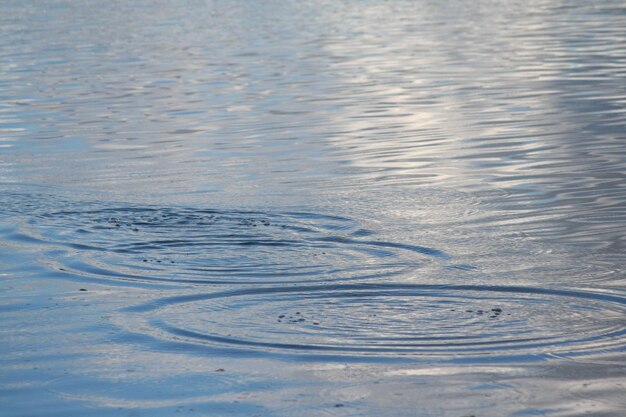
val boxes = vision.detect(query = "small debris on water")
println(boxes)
[278,311,321,325]
[79,288,87,291]
[462,307,505,318]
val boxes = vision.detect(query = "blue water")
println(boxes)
[1,1,625,416]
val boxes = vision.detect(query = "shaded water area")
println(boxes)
[1,0,625,416]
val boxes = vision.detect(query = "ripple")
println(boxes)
[9,202,448,285]
[118,284,626,361]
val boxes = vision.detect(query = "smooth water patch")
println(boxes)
[118,284,626,361]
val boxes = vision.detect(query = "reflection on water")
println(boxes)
[1,0,625,416]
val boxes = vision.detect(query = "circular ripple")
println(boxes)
[14,204,448,285]
[119,284,626,360]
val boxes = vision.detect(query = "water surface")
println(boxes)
[1,1,625,416]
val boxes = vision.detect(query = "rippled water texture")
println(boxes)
[1,1,625,416]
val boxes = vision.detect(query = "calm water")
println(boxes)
[1,1,625,416]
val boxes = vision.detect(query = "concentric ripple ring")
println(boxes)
[4,201,449,285]
[117,284,626,361]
